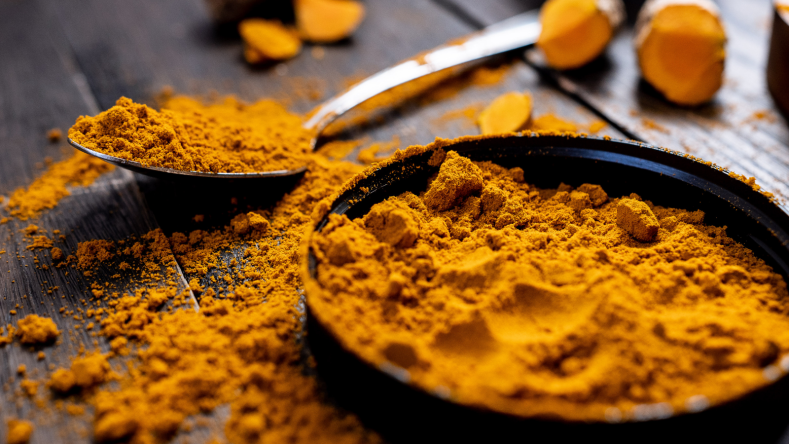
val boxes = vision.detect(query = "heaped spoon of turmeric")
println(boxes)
[68,11,540,180]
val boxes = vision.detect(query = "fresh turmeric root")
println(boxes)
[239,19,302,63]
[635,0,727,105]
[477,92,533,135]
[295,0,366,43]
[537,0,624,69]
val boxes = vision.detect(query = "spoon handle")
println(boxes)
[303,10,541,136]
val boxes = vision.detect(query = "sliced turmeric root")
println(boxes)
[635,0,727,106]
[295,0,366,43]
[239,19,302,63]
[478,92,533,135]
[537,0,624,70]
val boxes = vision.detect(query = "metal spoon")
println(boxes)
[68,10,541,180]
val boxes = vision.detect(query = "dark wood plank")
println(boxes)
[0,1,192,443]
[446,0,789,211]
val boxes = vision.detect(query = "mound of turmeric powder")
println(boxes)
[6,419,33,444]
[309,148,789,422]
[15,314,59,345]
[68,96,313,174]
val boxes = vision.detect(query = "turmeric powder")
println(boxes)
[6,151,113,220]
[6,419,33,444]
[49,352,112,394]
[0,326,13,346]
[309,146,789,422]
[529,113,580,133]
[635,0,727,105]
[68,96,313,174]
[29,153,376,443]
[46,128,63,142]
[15,314,59,345]
[537,0,625,69]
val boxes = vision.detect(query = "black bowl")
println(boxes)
[303,134,789,444]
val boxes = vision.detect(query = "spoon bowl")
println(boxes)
[68,138,308,179]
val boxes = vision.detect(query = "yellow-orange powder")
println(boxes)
[68,96,313,174]
[6,151,113,220]
[308,146,789,422]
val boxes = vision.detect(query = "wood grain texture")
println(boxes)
[447,0,789,211]
[0,1,192,443]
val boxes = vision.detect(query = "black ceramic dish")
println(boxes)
[304,134,789,444]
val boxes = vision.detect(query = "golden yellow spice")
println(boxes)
[6,419,34,444]
[6,151,113,220]
[68,96,313,174]
[309,146,789,422]
[15,314,60,345]
[30,154,377,444]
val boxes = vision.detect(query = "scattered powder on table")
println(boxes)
[529,113,579,133]
[357,136,400,164]
[309,147,789,422]
[0,327,14,346]
[20,379,38,398]
[318,139,364,161]
[588,119,607,133]
[68,96,313,174]
[47,128,63,142]
[32,155,378,444]
[48,351,113,394]
[6,151,113,220]
[25,235,53,251]
[15,314,59,345]
[6,419,34,444]
[432,104,482,129]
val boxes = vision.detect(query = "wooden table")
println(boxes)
[1,0,788,442]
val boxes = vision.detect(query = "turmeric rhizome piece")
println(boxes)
[537,0,625,69]
[239,19,302,63]
[635,0,727,105]
[295,0,366,43]
[477,91,533,135]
